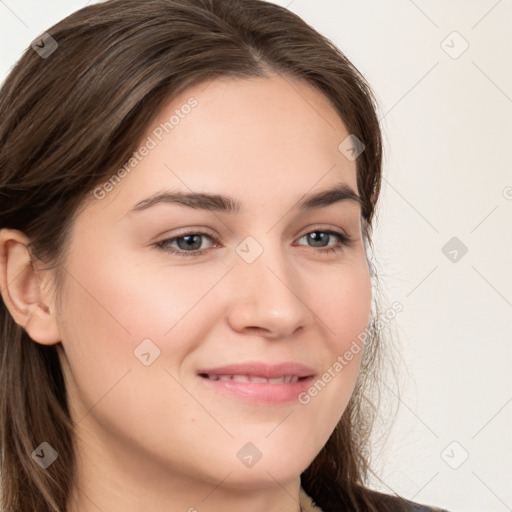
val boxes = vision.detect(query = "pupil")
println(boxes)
[309,232,327,247]
[179,234,201,250]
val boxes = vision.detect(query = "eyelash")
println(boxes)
[153,228,354,258]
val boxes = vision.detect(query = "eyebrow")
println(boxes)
[129,182,363,215]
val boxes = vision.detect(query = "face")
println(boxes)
[54,73,372,492]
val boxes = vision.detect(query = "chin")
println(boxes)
[226,450,314,489]
[218,465,304,491]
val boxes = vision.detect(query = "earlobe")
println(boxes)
[0,228,61,345]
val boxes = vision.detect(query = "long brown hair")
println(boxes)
[0,1,413,510]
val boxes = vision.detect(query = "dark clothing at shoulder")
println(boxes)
[410,504,450,512]
[301,484,449,512]
[367,487,450,512]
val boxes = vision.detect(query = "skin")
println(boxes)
[0,72,372,512]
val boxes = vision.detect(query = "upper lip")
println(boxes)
[197,361,316,379]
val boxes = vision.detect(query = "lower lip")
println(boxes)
[198,375,315,404]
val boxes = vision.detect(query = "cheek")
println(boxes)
[56,244,226,386]
[297,261,371,425]
[313,259,372,349]
[56,245,219,446]
[329,262,372,386]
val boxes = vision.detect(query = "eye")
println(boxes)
[154,231,218,258]
[295,228,353,255]
[154,227,353,258]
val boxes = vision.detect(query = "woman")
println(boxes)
[0,0,449,511]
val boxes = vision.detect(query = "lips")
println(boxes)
[196,361,316,404]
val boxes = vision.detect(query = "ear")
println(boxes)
[0,228,61,345]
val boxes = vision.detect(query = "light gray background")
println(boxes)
[1,1,511,511]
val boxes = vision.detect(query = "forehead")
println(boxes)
[84,73,358,218]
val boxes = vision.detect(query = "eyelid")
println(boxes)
[159,226,217,238]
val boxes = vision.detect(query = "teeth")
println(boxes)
[231,375,250,382]
[205,374,300,383]
[249,376,268,383]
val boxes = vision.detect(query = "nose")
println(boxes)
[225,242,315,339]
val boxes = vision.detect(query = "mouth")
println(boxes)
[196,362,316,404]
